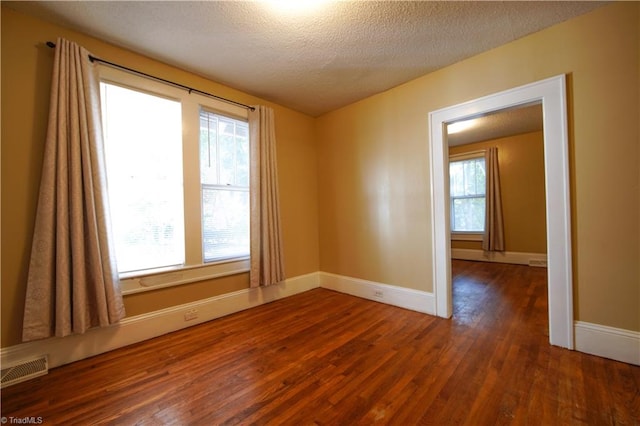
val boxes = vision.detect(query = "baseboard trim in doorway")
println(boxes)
[319,272,436,315]
[574,321,640,365]
[451,248,547,266]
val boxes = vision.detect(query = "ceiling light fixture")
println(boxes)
[265,0,331,14]
[447,118,478,135]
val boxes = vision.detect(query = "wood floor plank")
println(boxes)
[2,260,639,425]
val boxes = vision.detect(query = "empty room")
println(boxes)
[2,1,639,424]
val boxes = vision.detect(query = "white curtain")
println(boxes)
[483,147,505,252]
[23,38,125,342]
[249,106,285,287]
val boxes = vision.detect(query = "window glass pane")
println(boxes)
[474,159,486,195]
[450,161,464,197]
[452,197,485,232]
[236,135,250,187]
[200,113,218,185]
[202,188,250,261]
[219,130,236,185]
[101,83,185,273]
[450,157,486,197]
[464,160,477,195]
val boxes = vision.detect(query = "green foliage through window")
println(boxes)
[450,156,486,232]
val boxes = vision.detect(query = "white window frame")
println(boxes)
[99,66,250,295]
[449,151,486,241]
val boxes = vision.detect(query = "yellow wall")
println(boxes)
[2,2,639,350]
[317,2,639,331]
[449,131,547,254]
[316,94,433,290]
[0,7,319,347]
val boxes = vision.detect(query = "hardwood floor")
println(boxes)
[2,260,639,425]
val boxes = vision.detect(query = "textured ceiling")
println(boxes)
[6,1,606,118]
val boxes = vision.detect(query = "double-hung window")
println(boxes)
[99,66,250,293]
[449,153,486,236]
[199,110,250,262]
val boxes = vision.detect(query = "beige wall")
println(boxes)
[1,7,320,347]
[317,2,639,331]
[316,96,433,290]
[2,2,638,350]
[449,131,547,254]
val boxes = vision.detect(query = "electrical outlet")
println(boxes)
[374,290,384,298]
[184,309,198,321]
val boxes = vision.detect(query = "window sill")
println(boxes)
[451,233,483,242]
[119,257,250,295]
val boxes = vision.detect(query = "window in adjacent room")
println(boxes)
[449,153,486,235]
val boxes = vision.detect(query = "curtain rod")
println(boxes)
[46,41,255,111]
[449,149,487,160]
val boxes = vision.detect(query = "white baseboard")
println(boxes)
[319,272,436,315]
[451,248,547,266]
[574,321,640,366]
[5,273,636,379]
[0,272,319,371]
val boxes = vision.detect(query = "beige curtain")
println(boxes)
[482,147,505,252]
[23,38,125,342]
[249,106,285,287]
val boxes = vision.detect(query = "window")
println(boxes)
[99,67,250,290]
[450,154,486,233]
[101,83,185,273]
[200,111,250,262]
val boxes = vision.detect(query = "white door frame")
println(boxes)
[428,75,574,349]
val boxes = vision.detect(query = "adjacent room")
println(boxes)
[2,1,639,424]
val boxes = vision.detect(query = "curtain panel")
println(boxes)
[248,106,285,287]
[482,147,505,252]
[23,38,125,342]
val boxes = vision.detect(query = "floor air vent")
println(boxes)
[1,356,48,388]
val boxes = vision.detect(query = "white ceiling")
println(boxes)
[6,1,606,118]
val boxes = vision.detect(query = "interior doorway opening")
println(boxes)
[428,75,574,349]
[446,103,547,325]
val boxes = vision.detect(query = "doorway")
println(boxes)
[428,75,574,349]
